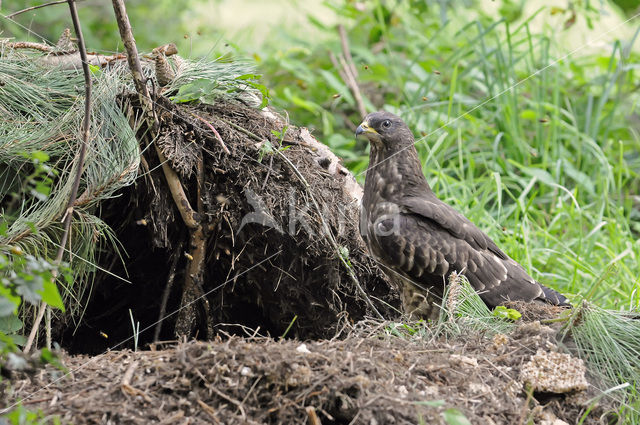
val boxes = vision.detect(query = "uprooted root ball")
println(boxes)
[62,99,399,353]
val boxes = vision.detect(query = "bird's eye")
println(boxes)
[381,120,391,129]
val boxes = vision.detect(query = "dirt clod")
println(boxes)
[521,350,588,393]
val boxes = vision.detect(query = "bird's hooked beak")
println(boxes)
[356,120,384,147]
[355,121,378,138]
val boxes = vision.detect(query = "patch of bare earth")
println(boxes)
[5,320,615,425]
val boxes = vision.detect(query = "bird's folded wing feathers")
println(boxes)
[400,196,507,260]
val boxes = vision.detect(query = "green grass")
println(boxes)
[250,0,640,311]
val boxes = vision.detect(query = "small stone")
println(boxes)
[538,410,570,425]
[421,386,439,397]
[469,382,490,394]
[296,343,311,353]
[396,385,408,397]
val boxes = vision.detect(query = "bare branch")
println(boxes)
[190,113,230,154]
[338,53,367,118]
[329,46,367,119]
[111,0,211,338]
[338,24,358,79]
[110,0,153,120]
[153,242,183,342]
[2,41,64,53]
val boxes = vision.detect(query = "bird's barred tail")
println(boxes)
[539,283,570,306]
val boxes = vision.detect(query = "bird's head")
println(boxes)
[355,111,415,152]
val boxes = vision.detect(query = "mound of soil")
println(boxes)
[4,321,615,424]
[59,99,399,354]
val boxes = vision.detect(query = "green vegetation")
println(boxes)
[251,1,640,310]
[4,3,638,312]
[0,55,136,359]
[0,404,61,425]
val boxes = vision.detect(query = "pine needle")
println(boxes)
[0,47,257,320]
[437,271,515,336]
[565,301,640,391]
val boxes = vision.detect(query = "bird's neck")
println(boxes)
[363,144,432,210]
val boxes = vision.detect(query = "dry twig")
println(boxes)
[306,406,323,425]
[329,25,367,118]
[154,243,183,342]
[6,0,83,19]
[190,113,231,154]
[111,0,211,338]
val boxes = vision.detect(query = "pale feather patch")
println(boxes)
[491,253,508,281]
[404,243,415,272]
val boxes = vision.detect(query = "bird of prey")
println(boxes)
[356,111,569,319]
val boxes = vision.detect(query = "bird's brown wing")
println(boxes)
[401,195,507,259]
[368,200,548,307]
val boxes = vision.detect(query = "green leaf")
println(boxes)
[31,181,52,201]
[562,159,595,196]
[240,79,270,108]
[0,331,18,352]
[0,315,22,333]
[40,280,65,312]
[517,165,556,187]
[318,70,353,103]
[14,274,45,305]
[8,333,27,347]
[0,221,8,236]
[414,400,446,407]
[29,150,49,163]
[338,245,349,260]
[519,109,537,120]
[493,306,522,321]
[258,140,274,162]
[171,78,217,103]
[401,323,417,335]
[3,405,37,423]
[235,73,262,80]
[282,87,320,113]
[0,292,19,316]
[441,408,472,425]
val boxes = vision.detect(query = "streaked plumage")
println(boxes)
[357,111,568,319]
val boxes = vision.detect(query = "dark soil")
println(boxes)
[4,320,617,425]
